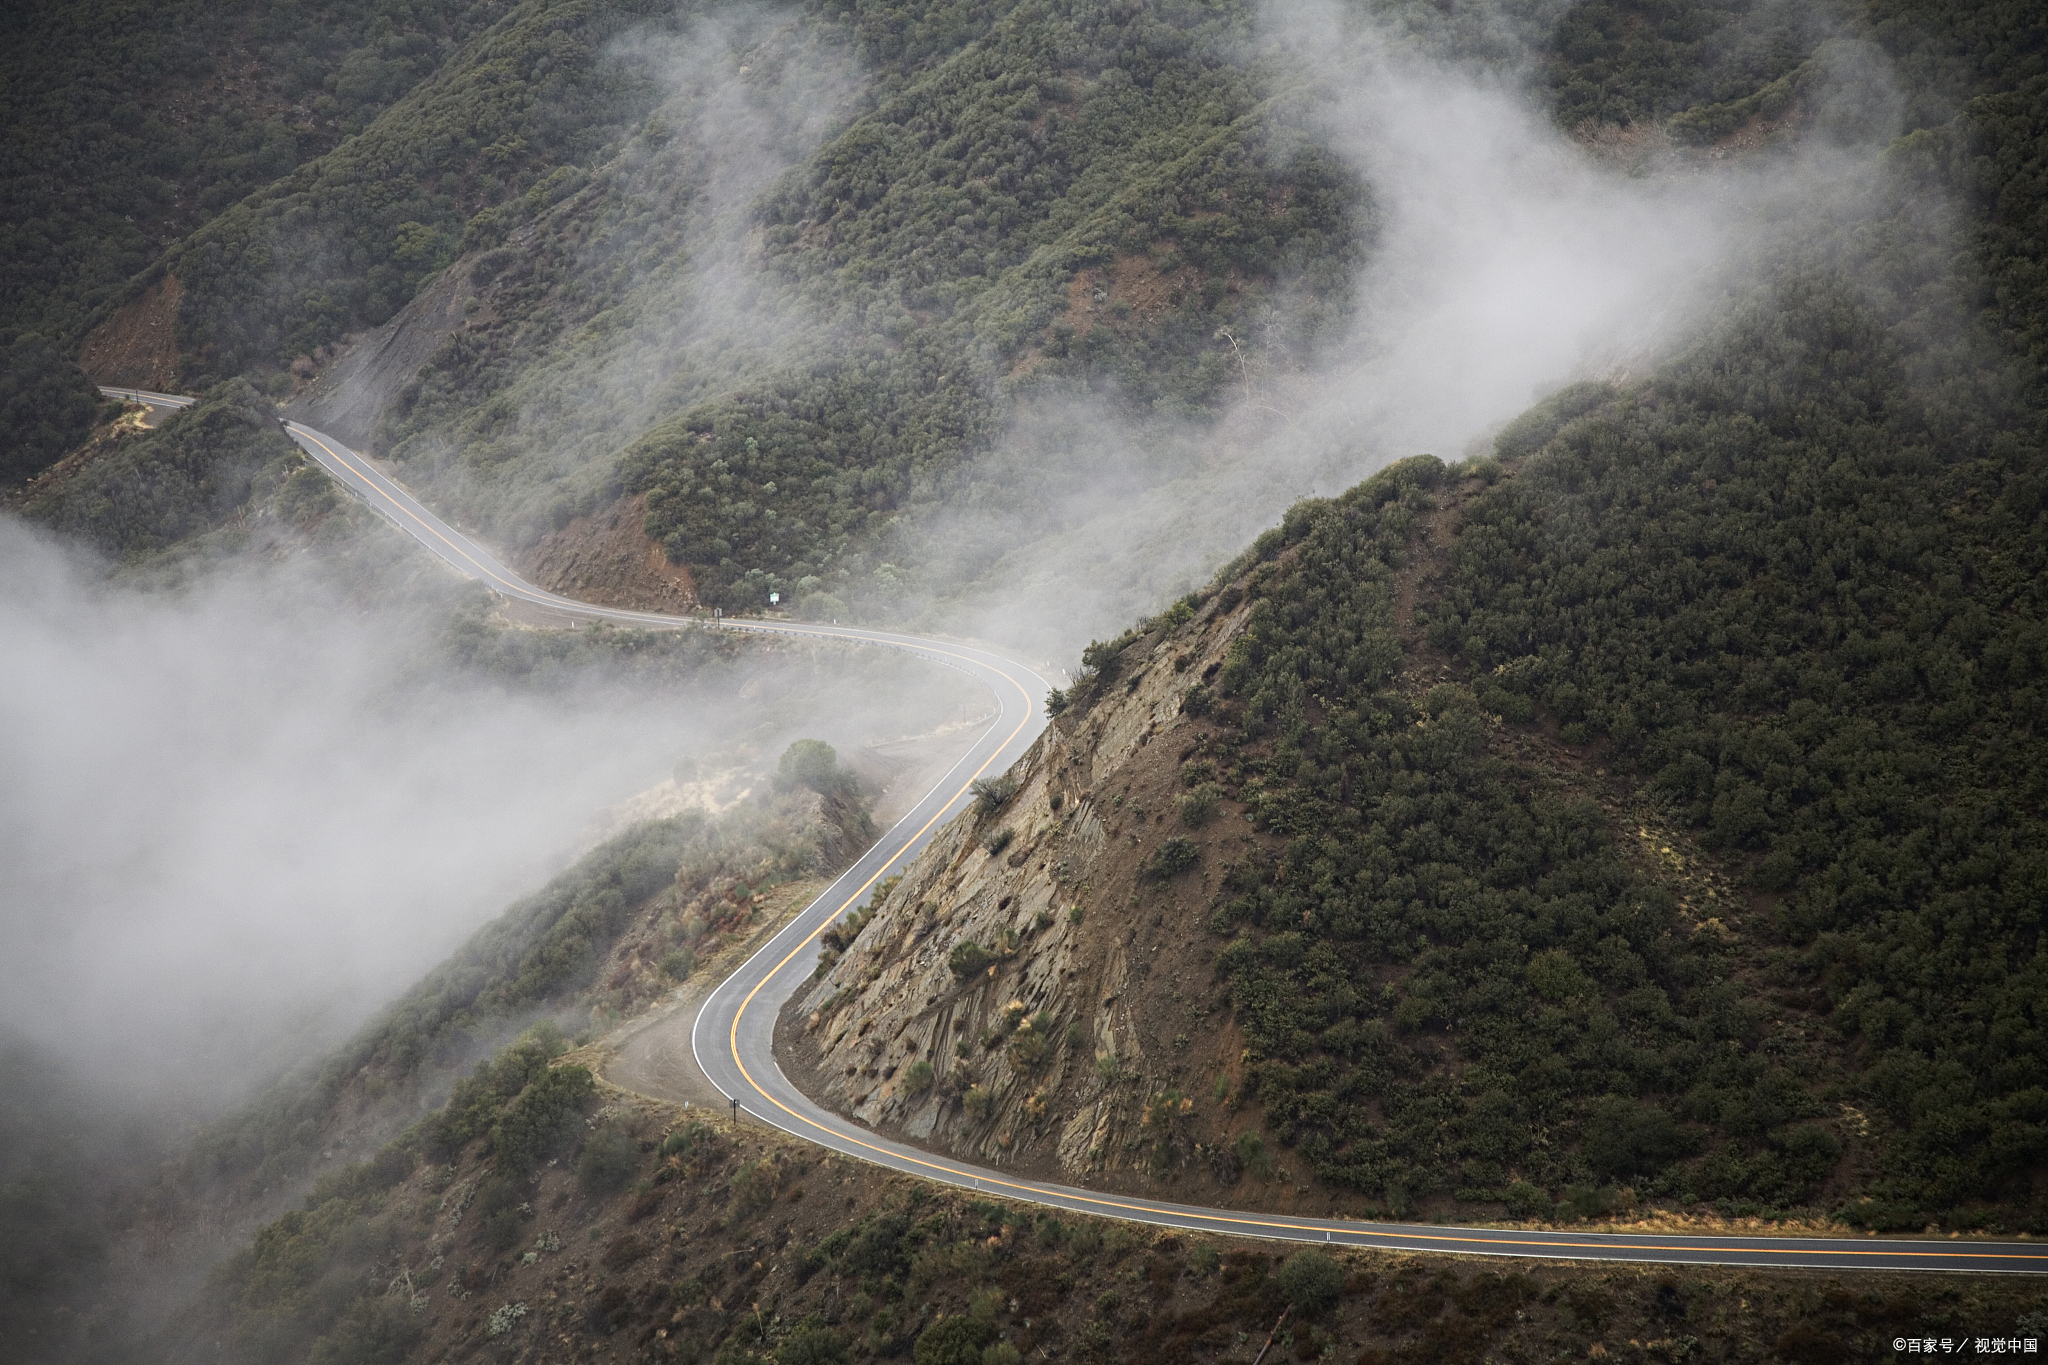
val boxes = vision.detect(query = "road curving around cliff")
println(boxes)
[98,388,2048,1274]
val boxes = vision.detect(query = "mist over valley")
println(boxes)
[2,0,2046,1359]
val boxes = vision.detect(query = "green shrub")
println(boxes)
[970,775,1018,816]
[984,828,1015,855]
[1581,1098,1697,1180]
[1144,836,1200,879]
[659,1122,715,1162]
[1176,783,1222,827]
[781,1323,850,1365]
[904,1060,937,1095]
[1007,1030,1051,1073]
[661,949,694,981]
[730,1160,779,1214]
[838,1212,911,1278]
[962,1086,994,1118]
[491,1064,595,1175]
[948,941,992,978]
[1503,1181,1549,1219]
[1276,1249,1344,1315]
[577,1124,639,1194]
[913,1314,991,1365]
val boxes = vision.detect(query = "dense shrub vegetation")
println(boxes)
[15,379,298,559]
[0,331,108,485]
[0,0,514,340]
[167,0,680,386]
[1201,457,1819,1215]
[1146,0,2048,1230]
[201,1116,2048,1365]
[616,0,1362,607]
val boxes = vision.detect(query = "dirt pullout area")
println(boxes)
[285,257,471,451]
[603,875,829,1112]
[517,491,697,613]
[77,274,183,390]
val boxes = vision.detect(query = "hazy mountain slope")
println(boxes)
[0,0,517,343]
[26,0,1959,624]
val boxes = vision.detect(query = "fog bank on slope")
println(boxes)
[0,517,970,1116]
[898,1,1913,660]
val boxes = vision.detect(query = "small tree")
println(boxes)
[1276,1249,1344,1315]
[970,774,1018,815]
[948,941,992,978]
[778,739,854,795]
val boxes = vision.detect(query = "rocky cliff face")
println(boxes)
[782,590,1295,1201]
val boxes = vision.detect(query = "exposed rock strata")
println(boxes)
[783,593,1276,1193]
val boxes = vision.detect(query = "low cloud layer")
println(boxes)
[0,519,966,1114]
[901,1,1914,659]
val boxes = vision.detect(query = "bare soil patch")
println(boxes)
[78,274,183,390]
[518,491,697,615]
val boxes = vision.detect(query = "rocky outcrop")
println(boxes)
[783,590,1273,1191]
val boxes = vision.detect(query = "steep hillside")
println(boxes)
[0,331,111,487]
[0,0,516,343]
[10,380,301,561]
[2,725,946,1365]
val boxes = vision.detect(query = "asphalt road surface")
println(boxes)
[98,389,2048,1273]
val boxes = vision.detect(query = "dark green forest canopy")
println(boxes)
[374,0,1367,606]
[621,0,1365,607]
[167,0,684,386]
[0,331,108,486]
[1425,282,2048,1226]
[0,0,519,342]
[15,378,300,560]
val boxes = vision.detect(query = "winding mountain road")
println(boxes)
[101,387,2048,1274]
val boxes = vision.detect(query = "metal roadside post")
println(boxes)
[731,1097,739,1130]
